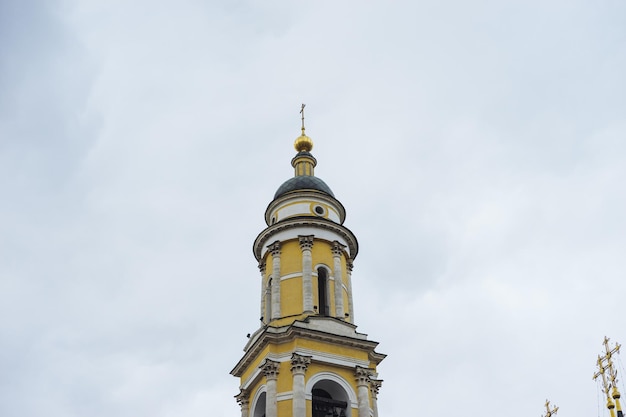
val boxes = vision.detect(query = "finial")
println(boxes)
[294,103,313,152]
[300,103,306,135]
[543,399,559,417]
[594,337,623,416]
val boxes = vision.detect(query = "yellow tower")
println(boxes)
[231,107,386,417]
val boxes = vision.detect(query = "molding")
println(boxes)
[232,317,382,378]
[305,371,358,407]
[253,217,358,261]
[265,190,346,226]
[250,385,266,415]
[276,391,293,402]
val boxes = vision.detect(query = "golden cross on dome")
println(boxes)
[300,103,306,134]
[542,399,559,417]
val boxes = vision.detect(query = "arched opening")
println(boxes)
[317,268,329,316]
[252,391,266,417]
[312,380,349,417]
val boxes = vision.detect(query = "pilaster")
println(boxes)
[346,260,355,323]
[332,241,345,319]
[370,379,382,417]
[355,366,372,417]
[261,359,280,417]
[291,353,312,417]
[235,388,250,417]
[258,261,266,324]
[269,241,281,320]
[299,235,315,314]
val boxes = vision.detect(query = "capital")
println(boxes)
[235,388,249,407]
[346,259,354,273]
[258,261,266,274]
[332,241,345,257]
[261,359,280,380]
[298,235,314,251]
[355,366,373,387]
[268,241,281,256]
[370,379,382,398]
[290,353,312,375]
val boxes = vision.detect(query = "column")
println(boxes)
[259,261,266,324]
[370,379,382,417]
[355,366,371,417]
[235,389,250,417]
[332,241,345,319]
[346,259,355,323]
[291,353,312,417]
[299,235,314,314]
[269,241,281,320]
[262,359,280,417]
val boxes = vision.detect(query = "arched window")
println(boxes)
[252,391,266,417]
[317,267,329,316]
[312,380,349,417]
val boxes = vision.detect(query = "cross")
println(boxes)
[601,336,621,364]
[599,336,622,388]
[594,355,612,396]
[300,103,306,134]
[543,399,559,417]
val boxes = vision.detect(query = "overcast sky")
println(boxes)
[1,1,625,416]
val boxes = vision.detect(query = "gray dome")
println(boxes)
[274,176,335,199]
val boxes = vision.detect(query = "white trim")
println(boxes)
[280,272,302,281]
[268,349,370,368]
[241,348,370,391]
[313,263,332,274]
[250,385,266,417]
[260,229,349,258]
[305,371,358,407]
[276,391,293,402]
[242,368,263,390]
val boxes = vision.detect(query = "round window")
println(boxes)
[314,206,325,215]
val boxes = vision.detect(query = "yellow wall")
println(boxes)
[262,238,352,325]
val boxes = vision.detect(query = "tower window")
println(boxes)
[314,205,325,215]
[317,268,329,316]
[311,383,349,417]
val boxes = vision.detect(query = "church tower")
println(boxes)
[231,109,386,417]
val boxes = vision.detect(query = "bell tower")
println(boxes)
[232,108,386,417]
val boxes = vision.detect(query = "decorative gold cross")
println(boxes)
[594,355,611,395]
[596,337,621,389]
[300,103,306,133]
[543,399,559,417]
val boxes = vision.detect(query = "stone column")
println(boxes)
[259,261,266,324]
[269,241,281,320]
[291,353,312,417]
[370,379,382,417]
[235,389,250,417]
[262,359,280,417]
[355,366,371,417]
[299,235,314,314]
[332,241,345,319]
[346,260,355,323]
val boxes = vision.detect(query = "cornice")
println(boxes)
[264,190,347,225]
[253,217,359,261]
[230,318,381,377]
